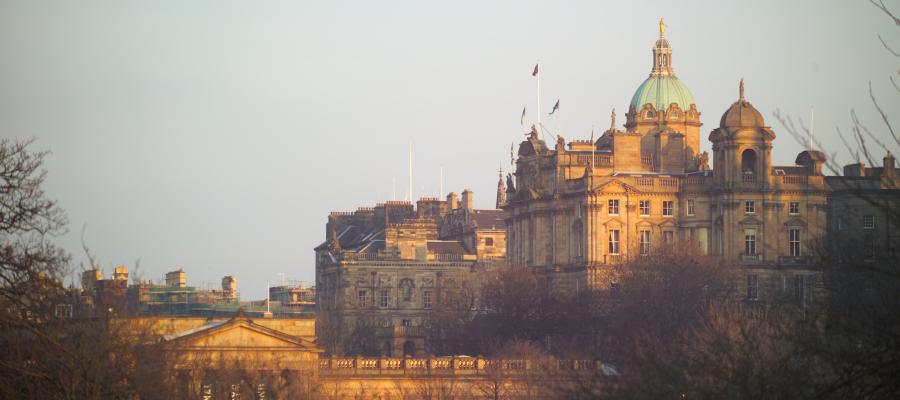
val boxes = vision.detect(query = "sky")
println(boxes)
[0,0,896,298]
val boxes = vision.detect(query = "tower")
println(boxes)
[709,79,775,189]
[496,167,506,209]
[625,18,702,173]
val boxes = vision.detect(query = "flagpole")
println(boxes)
[537,64,542,127]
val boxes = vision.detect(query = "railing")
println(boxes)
[741,253,761,263]
[684,175,708,185]
[605,254,624,264]
[658,177,678,188]
[636,177,653,186]
[641,155,654,167]
[574,154,613,166]
[742,174,756,184]
[783,176,807,185]
[318,357,604,376]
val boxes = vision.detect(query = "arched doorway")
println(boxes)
[402,341,415,357]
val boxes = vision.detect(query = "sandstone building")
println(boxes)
[504,21,899,305]
[315,192,505,356]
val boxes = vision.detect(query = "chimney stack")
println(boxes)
[461,189,474,211]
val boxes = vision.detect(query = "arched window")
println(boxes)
[403,341,415,357]
[741,149,757,174]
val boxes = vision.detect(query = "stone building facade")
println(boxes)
[504,21,899,305]
[315,191,505,356]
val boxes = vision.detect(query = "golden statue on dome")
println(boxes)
[659,17,665,37]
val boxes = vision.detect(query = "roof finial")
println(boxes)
[739,78,745,101]
[659,17,665,38]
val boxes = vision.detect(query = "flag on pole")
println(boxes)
[532,64,539,76]
[549,100,560,115]
[520,107,526,126]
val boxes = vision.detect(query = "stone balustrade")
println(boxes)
[318,356,601,376]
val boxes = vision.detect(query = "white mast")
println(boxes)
[407,141,413,202]
[809,107,814,151]
[439,166,443,197]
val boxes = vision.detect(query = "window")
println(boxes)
[380,290,389,308]
[608,230,620,255]
[745,201,755,214]
[789,202,800,215]
[401,319,412,327]
[358,290,367,307]
[789,228,801,257]
[745,233,757,255]
[55,304,73,319]
[639,230,651,255]
[686,200,695,216]
[639,200,650,216]
[664,231,674,244]
[663,201,673,217]
[608,199,619,215]
[400,278,414,302]
[485,237,494,246]
[863,215,875,229]
[793,275,805,304]
[423,290,432,309]
[747,274,759,300]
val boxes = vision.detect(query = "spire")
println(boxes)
[651,18,674,77]
[496,165,506,208]
[739,78,745,101]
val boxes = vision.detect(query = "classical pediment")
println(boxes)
[739,216,763,226]
[593,179,639,194]
[784,217,808,227]
[165,317,322,352]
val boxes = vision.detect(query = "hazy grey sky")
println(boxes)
[1,0,896,298]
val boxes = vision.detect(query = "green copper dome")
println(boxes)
[630,75,696,111]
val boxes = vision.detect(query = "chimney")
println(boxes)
[883,152,896,179]
[113,265,129,281]
[843,162,866,177]
[461,189,474,211]
[447,192,459,210]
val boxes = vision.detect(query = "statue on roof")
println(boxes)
[698,151,710,171]
[610,108,617,131]
[529,124,539,140]
[659,17,666,37]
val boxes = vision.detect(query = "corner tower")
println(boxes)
[625,18,702,173]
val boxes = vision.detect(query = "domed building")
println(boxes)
[503,19,898,304]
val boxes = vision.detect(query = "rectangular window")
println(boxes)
[789,228,801,257]
[664,230,674,244]
[358,290,367,307]
[608,230,620,255]
[423,290,432,309]
[608,199,619,215]
[639,230,651,255]
[401,319,412,327]
[686,200,695,216]
[745,201,756,214]
[863,215,875,229]
[747,274,759,300]
[485,237,494,246]
[745,234,757,255]
[789,202,800,215]
[663,201,673,217]
[793,275,805,304]
[639,200,650,216]
[380,290,389,308]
